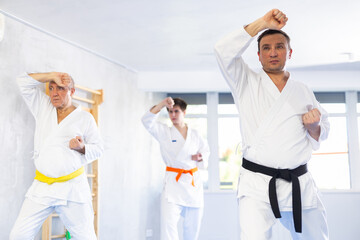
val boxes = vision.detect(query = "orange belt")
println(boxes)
[166,166,198,187]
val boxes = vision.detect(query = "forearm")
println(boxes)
[244,18,267,37]
[150,102,166,114]
[245,9,287,37]
[75,146,86,154]
[308,125,321,142]
[28,72,56,83]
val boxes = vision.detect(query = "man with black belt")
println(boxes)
[214,9,330,239]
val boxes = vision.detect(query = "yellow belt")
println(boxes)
[35,166,85,184]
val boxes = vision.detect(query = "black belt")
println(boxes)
[242,158,308,233]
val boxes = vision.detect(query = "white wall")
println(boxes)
[0,15,165,239]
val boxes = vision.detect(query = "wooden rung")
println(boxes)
[75,84,102,95]
[50,213,59,217]
[82,106,91,112]
[87,174,96,178]
[50,234,66,239]
[73,95,95,104]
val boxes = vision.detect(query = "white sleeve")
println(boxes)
[214,27,257,98]
[83,114,104,164]
[16,73,49,118]
[141,110,167,142]
[196,135,210,170]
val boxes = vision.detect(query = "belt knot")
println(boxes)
[166,166,198,187]
[276,169,292,181]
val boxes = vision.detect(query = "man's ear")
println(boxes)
[70,88,75,96]
[288,49,293,59]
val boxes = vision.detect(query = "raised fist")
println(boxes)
[262,9,288,30]
[163,97,175,109]
[52,72,72,87]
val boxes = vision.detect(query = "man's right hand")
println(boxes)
[162,97,175,109]
[51,72,72,87]
[245,9,288,37]
[150,97,175,114]
[262,9,288,30]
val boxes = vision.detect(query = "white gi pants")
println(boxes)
[10,197,96,240]
[161,194,203,240]
[238,196,329,240]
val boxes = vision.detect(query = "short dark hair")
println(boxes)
[257,29,291,52]
[167,98,187,111]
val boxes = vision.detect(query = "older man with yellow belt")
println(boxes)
[10,72,103,240]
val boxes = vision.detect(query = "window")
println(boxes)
[218,117,241,189]
[218,94,241,190]
[165,91,358,191]
[309,94,350,189]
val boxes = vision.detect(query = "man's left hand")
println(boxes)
[69,136,85,154]
[191,153,203,162]
[302,108,321,141]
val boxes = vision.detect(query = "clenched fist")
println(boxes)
[245,9,288,37]
[302,108,321,141]
[162,97,175,109]
[262,9,288,30]
[69,136,85,154]
[52,72,72,87]
[151,97,175,114]
[191,153,203,162]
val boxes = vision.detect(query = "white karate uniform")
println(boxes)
[10,74,103,240]
[214,28,330,239]
[142,111,210,240]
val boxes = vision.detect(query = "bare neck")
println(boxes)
[174,122,186,130]
[56,105,76,123]
[174,122,188,139]
[265,70,290,92]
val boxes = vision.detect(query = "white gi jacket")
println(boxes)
[142,111,210,208]
[17,74,104,204]
[214,28,330,211]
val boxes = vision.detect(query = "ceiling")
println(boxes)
[0,0,359,72]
